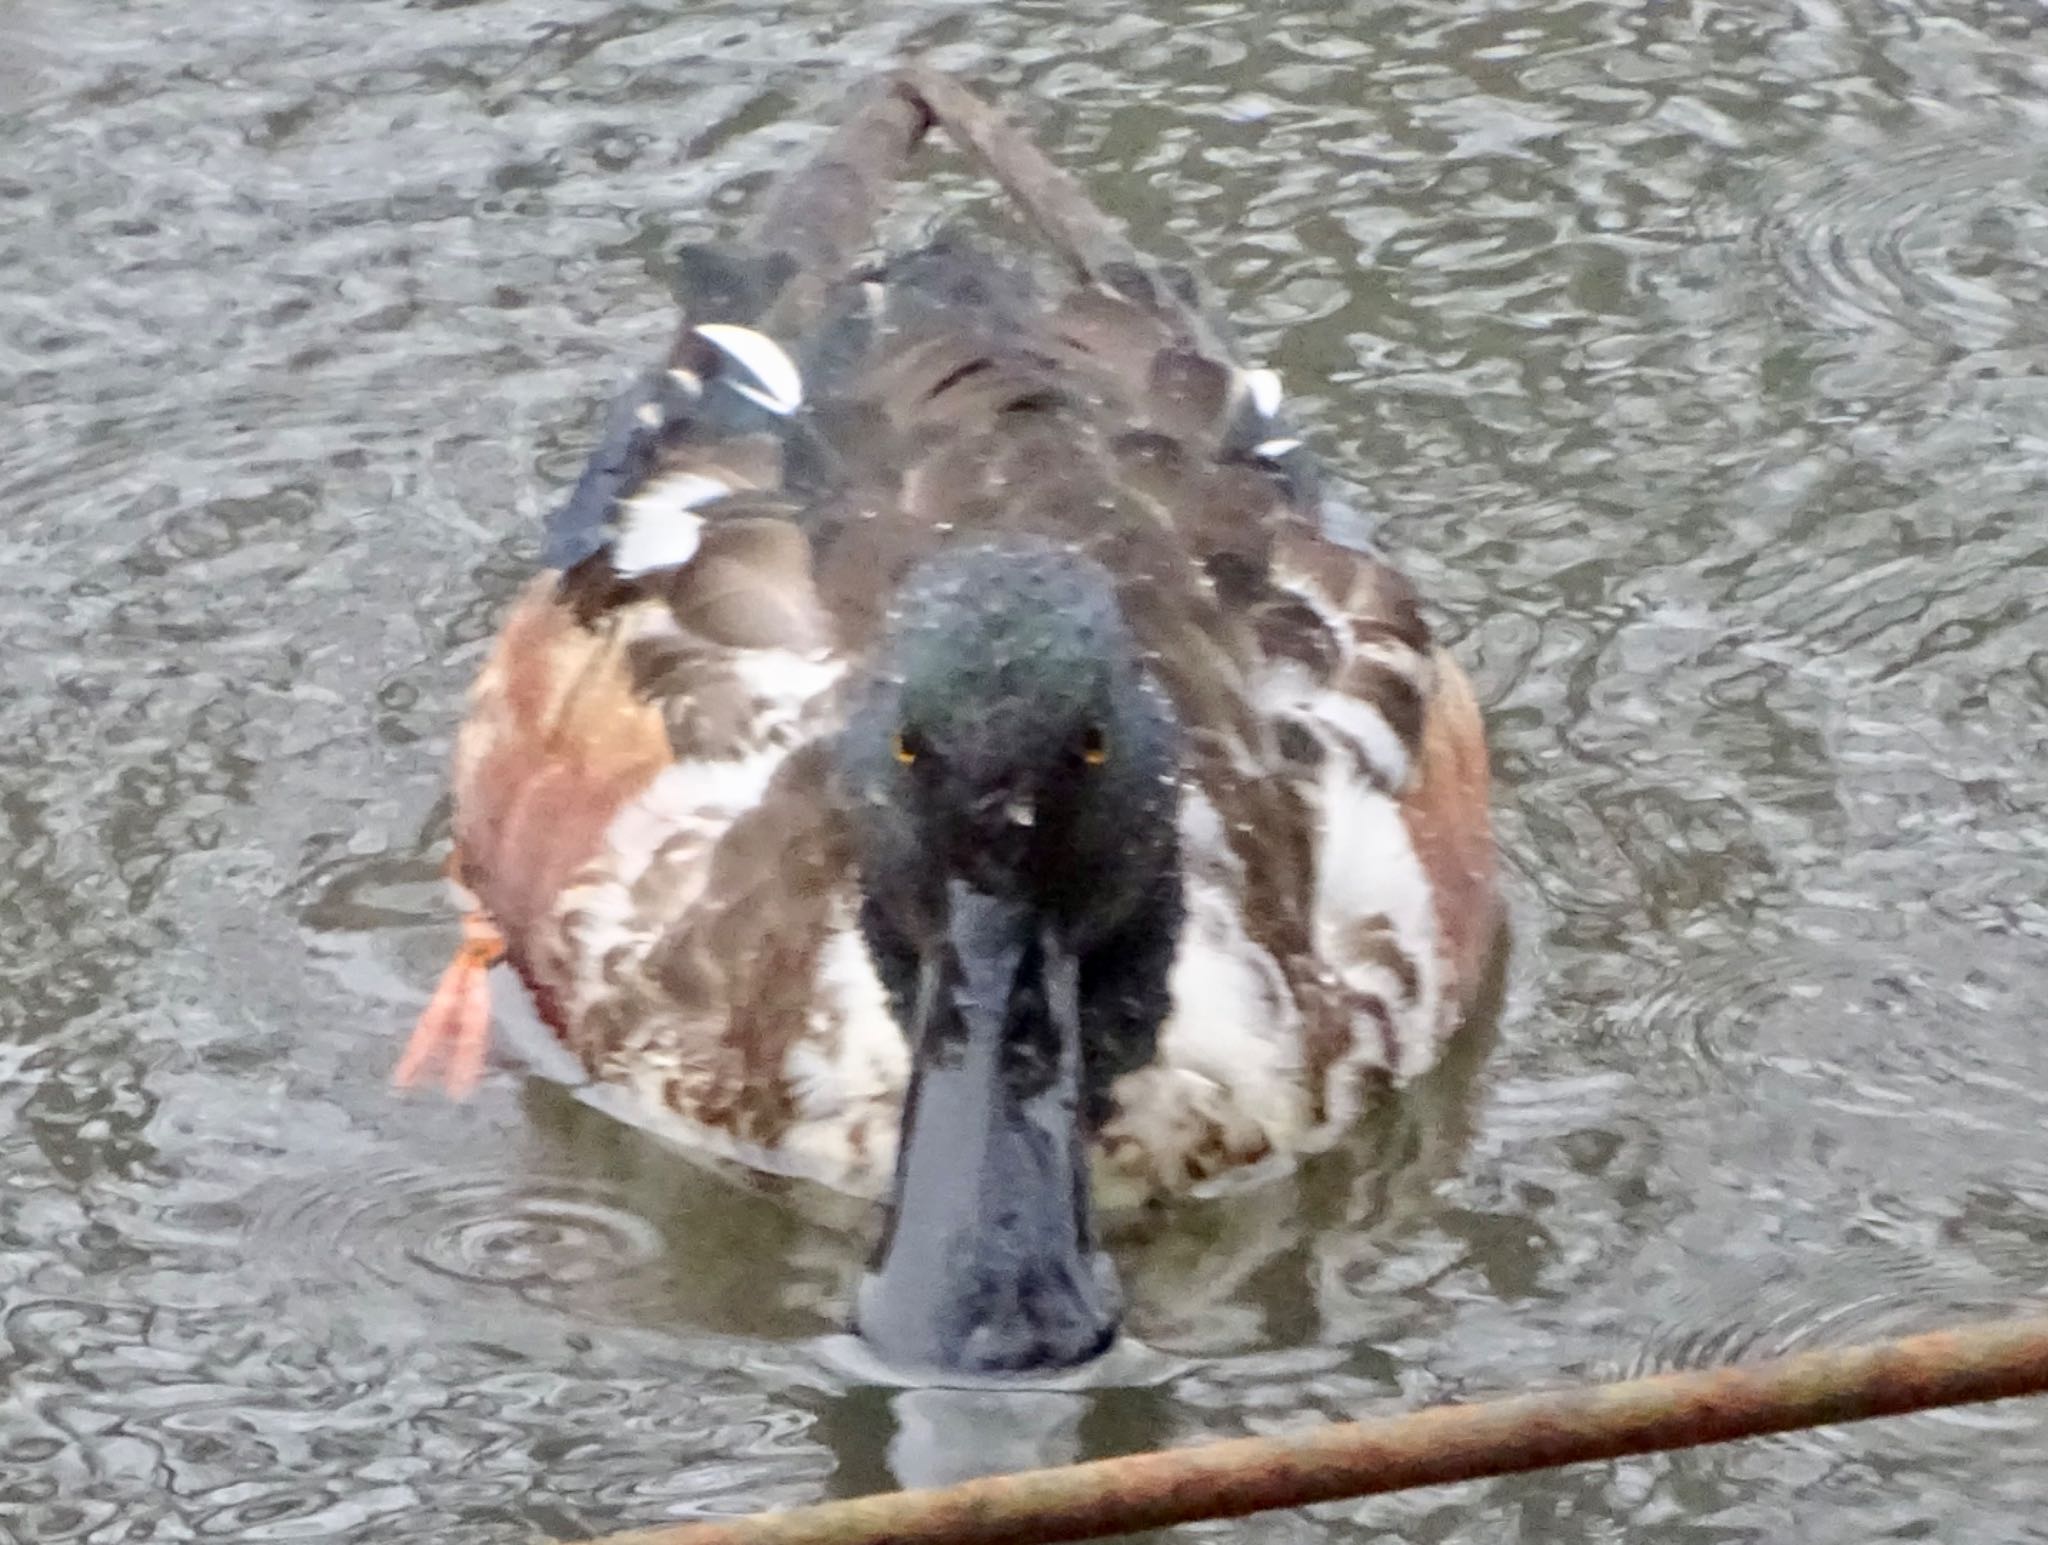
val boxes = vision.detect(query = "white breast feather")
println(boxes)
[1158,791,1305,1129]
[1092,791,1308,1199]
[1260,659,1413,791]
[780,910,908,1196]
[1313,754,1444,1100]
[730,648,845,709]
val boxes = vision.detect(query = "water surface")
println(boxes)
[4,1,2047,1540]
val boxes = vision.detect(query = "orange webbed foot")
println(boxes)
[393,911,506,1099]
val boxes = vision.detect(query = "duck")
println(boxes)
[395,66,1499,1375]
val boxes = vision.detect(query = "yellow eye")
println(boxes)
[892,730,918,766]
[1081,725,1109,767]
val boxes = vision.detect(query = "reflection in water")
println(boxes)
[4,0,2047,1541]
[886,1387,1088,1489]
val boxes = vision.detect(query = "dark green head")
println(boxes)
[839,539,1182,1375]
[857,541,1178,916]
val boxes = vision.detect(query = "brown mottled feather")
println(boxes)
[615,743,850,1150]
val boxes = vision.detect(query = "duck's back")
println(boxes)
[436,71,1497,1202]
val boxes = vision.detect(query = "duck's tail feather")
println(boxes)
[665,78,933,336]
[897,67,1228,351]
[743,78,933,334]
[900,64,1300,484]
[898,67,1140,283]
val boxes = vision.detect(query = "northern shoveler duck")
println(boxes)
[396,68,1499,1373]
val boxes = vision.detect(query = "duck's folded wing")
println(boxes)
[449,80,943,974]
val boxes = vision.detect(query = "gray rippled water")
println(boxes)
[3,0,2046,1541]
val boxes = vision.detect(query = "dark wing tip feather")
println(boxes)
[541,369,673,571]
